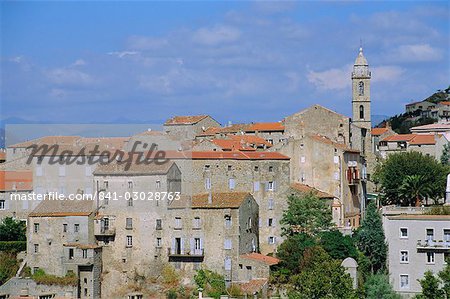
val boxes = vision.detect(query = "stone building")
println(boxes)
[164,115,221,140]
[383,206,450,297]
[0,170,33,221]
[27,198,101,299]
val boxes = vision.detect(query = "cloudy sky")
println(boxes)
[1,1,449,125]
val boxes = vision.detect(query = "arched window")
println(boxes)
[359,105,365,120]
[358,81,364,96]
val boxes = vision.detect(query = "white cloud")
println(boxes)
[71,59,86,67]
[389,44,443,62]
[307,64,352,91]
[192,25,241,46]
[371,66,405,83]
[107,51,139,58]
[46,68,93,86]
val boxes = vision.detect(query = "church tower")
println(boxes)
[352,47,371,130]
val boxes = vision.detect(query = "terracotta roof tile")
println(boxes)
[246,122,284,132]
[141,150,290,160]
[409,134,437,145]
[439,101,450,106]
[192,192,251,209]
[240,253,280,265]
[309,134,359,153]
[237,278,268,295]
[382,134,416,142]
[211,139,255,151]
[29,198,94,217]
[0,152,6,161]
[164,115,209,125]
[371,128,389,136]
[0,170,33,191]
[290,183,335,199]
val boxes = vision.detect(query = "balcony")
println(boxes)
[417,239,450,253]
[94,224,116,237]
[346,167,360,185]
[167,248,204,262]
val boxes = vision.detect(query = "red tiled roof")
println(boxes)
[309,134,359,153]
[211,139,255,151]
[371,127,389,136]
[140,150,290,160]
[439,101,450,106]
[238,278,268,295]
[240,253,280,266]
[382,134,416,142]
[290,183,335,199]
[196,127,222,137]
[0,170,33,191]
[0,152,6,161]
[247,122,284,132]
[192,192,251,209]
[228,135,272,147]
[409,134,437,145]
[164,115,209,125]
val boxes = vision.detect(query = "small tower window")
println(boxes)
[359,105,365,120]
[358,81,364,96]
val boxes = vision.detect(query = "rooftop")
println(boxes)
[0,170,33,191]
[371,127,389,136]
[309,134,359,153]
[93,158,175,176]
[290,183,335,199]
[29,198,94,217]
[240,252,280,266]
[164,115,209,125]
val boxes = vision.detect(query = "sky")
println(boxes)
[1,1,449,126]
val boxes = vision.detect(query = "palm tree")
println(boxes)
[399,175,431,207]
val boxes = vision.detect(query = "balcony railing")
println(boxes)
[347,167,360,185]
[63,256,94,265]
[417,239,450,252]
[94,225,116,236]
[167,248,204,261]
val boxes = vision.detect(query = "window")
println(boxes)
[156,238,162,248]
[205,178,211,190]
[225,215,232,228]
[59,165,65,177]
[229,178,235,190]
[269,166,273,172]
[127,181,133,189]
[268,218,274,227]
[400,251,409,263]
[224,257,232,271]
[359,105,364,119]
[268,237,276,244]
[254,166,259,171]
[268,198,274,210]
[103,181,109,189]
[444,229,450,242]
[400,228,408,238]
[34,244,39,253]
[0,200,5,210]
[253,181,260,191]
[193,217,201,229]
[34,223,39,233]
[427,252,435,264]
[69,248,74,259]
[247,217,252,230]
[194,238,202,254]
[204,164,210,171]
[358,81,364,96]
[156,219,162,230]
[400,275,409,289]
[128,198,133,207]
[63,224,67,232]
[224,239,232,250]
[227,165,232,171]
[426,229,434,241]
[156,180,161,190]
[267,181,275,191]
[175,217,182,229]
[126,236,133,247]
[36,166,43,177]
[74,224,79,233]
[126,218,133,229]
[82,249,88,259]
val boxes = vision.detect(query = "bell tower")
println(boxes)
[352,47,371,130]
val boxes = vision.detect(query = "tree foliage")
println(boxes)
[441,143,450,165]
[364,274,401,299]
[438,262,450,298]
[318,230,358,260]
[354,202,387,274]
[399,174,431,206]
[374,151,448,206]
[280,193,333,236]
[0,217,26,241]
[288,247,357,299]
[416,270,445,299]
[0,251,19,285]
[194,269,226,299]
[275,233,316,276]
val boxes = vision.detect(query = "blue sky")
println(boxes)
[1,1,449,125]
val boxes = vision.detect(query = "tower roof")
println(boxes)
[354,47,368,66]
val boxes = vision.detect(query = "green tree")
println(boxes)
[438,262,450,299]
[0,251,19,285]
[364,274,401,299]
[399,175,431,207]
[441,143,450,165]
[194,269,226,299]
[0,217,26,241]
[355,202,387,273]
[288,247,357,299]
[280,193,333,236]
[275,233,316,275]
[374,151,448,206]
[416,270,445,299]
[318,230,358,260]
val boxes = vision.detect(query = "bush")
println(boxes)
[32,269,77,286]
[0,241,26,252]
[161,264,179,286]
[194,269,226,299]
[425,206,450,215]
[0,251,19,285]
[0,218,26,241]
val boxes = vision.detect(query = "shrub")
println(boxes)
[0,241,26,252]
[32,269,77,286]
